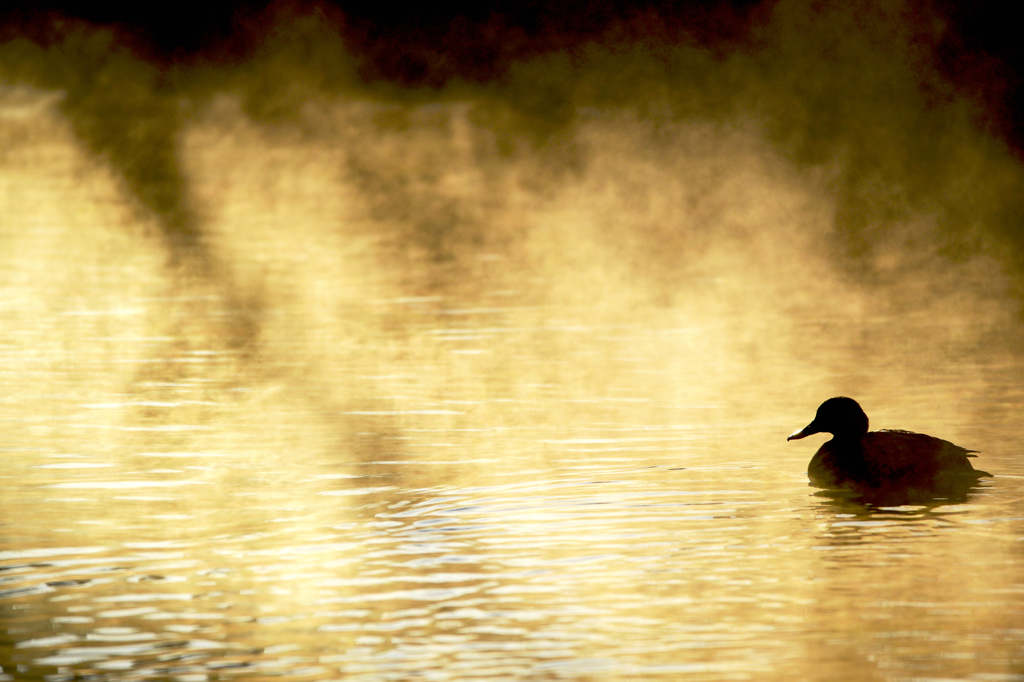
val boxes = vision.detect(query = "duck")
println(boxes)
[788,397,991,501]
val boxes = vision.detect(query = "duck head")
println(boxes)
[788,396,869,441]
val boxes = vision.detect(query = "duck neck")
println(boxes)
[831,427,868,443]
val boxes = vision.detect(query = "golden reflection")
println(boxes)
[2,1,1024,679]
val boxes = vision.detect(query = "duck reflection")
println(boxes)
[789,397,992,506]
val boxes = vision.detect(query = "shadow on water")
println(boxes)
[810,480,994,511]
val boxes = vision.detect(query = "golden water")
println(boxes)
[2,33,1024,680]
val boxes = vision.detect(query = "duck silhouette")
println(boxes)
[789,397,991,503]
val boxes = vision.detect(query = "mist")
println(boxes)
[4,3,1024,677]
[1,0,1022,445]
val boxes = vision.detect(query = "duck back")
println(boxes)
[808,429,990,493]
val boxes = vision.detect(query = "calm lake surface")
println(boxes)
[2,90,1024,681]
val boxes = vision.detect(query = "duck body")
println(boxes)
[807,429,986,490]
[791,397,990,502]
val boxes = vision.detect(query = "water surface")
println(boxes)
[2,77,1023,682]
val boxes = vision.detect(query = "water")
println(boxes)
[1,292,1020,681]
[2,89,1024,681]
[3,443,1015,682]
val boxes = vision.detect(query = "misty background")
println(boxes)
[2,0,1023,450]
[3,2,1024,679]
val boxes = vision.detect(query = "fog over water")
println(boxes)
[2,0,1024,680]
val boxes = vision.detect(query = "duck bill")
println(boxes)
[787,421,821,441]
